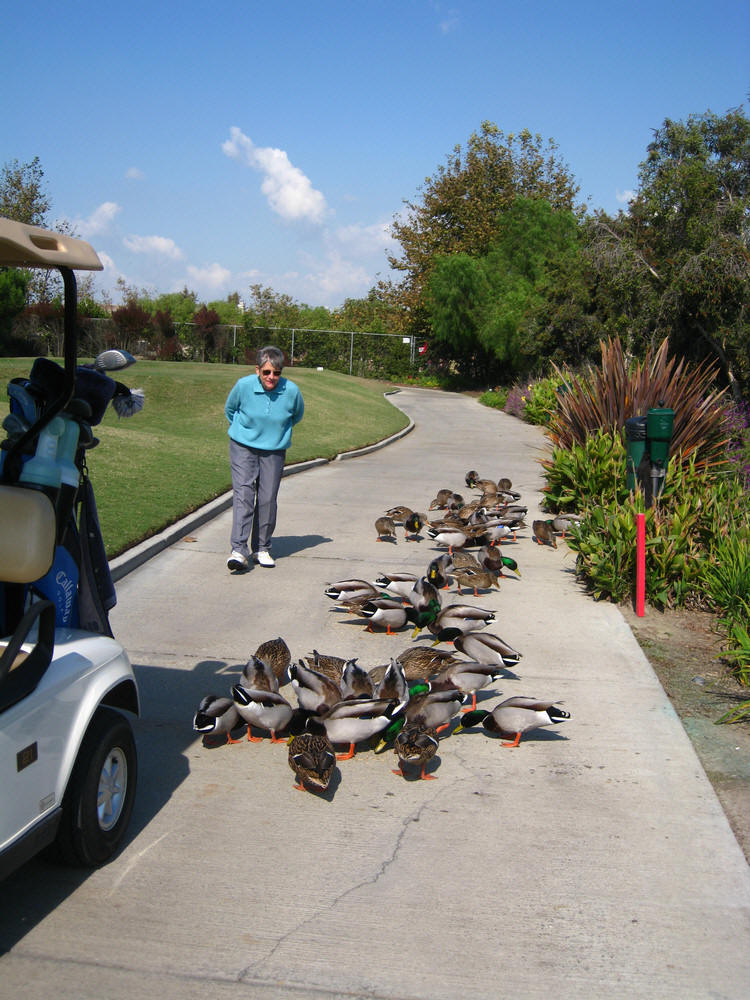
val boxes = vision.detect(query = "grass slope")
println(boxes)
[0,360,408,556]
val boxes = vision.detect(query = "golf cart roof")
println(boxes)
[0,217,103,271]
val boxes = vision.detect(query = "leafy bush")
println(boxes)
[523,375,561,425]
[557,451,744,610]
[478,388,508,409]
[725,400,750,490]
[566,496,707,610]
[702,533,750,627]
[541,429,630,513]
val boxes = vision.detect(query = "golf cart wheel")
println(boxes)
[54,708,137,867]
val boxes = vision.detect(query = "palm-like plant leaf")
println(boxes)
[548,337,730,471]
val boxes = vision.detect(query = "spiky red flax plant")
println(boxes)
[547,337,731,472]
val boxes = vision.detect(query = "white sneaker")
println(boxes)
[227,551,248,571]
[255,550,276,568]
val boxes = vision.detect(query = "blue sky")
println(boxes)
[3,1,747,309]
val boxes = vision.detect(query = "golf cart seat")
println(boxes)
[0,486,57,711]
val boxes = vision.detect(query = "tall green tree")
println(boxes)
[388,122,581,336]
[426,198,594,381]
[1,157,53,333]
[589,104,750,401]
[0,157,50,225]
[0,267,30,352]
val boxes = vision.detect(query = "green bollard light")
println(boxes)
[646,403,675,500]
[624,416,647,492]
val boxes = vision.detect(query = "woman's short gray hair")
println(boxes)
[256,345,285,370]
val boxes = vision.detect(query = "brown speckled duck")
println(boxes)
[288,719,337,793]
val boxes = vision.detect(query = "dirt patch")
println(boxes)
[619,603,750,863]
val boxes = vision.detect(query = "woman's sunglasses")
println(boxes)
[260,368,282,376]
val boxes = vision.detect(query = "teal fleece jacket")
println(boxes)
[225,374,304,451]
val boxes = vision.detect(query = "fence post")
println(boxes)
[349,332,354,376]
[290,328,295,366]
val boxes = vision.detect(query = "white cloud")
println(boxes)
[430,1,460,33]
[123,234,185,260]
[331,221,396,258]
[76,201,121,237]
[185,262,232,293]
[96,250,116,273]
[222,126,328,224]
[616,189,635,204]
[125,166,145,180]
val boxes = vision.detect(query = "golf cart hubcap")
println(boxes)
[97,748,128,831]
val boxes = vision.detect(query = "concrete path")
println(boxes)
[2,387,749,999]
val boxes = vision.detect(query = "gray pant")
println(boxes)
[229,439,285,557]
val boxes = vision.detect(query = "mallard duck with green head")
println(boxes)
[429,659,505,712]
[231,683,294,742]
[404,511,427,541]
[426,554,452,590]
[358,596,440,636]
[318,696,404,759]
[426,603,495,640]
[454,696,570,746]
[324,579,380,603]
[384,504,413,524]
[453,632,522,668]
[408,575,442,613]
[477,546,521,579]
[374,571,420,602]
[374,682,465,755]
[192,694,242,745]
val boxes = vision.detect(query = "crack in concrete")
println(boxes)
[237,778,461,985]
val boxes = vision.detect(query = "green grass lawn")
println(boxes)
[0,359,409,556]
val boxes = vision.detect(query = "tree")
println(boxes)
[111,292,153,353]
[331,289,400,333]
[388,122,581,335]
[245,283,302,329]
[0,156,50,225]
[206,296,244,326]
[149,288,198,325]
[590,104,750,401]
[426,198,595,381]
[1,157,53,329]
[192,305,222,362]
[0,267,30,353]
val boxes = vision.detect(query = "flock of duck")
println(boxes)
[193,469,572,793]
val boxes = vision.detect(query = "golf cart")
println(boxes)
[0,218,140,879]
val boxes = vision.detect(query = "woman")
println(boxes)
[225,346,304,571]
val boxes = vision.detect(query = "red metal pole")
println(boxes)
[636,513,646,617]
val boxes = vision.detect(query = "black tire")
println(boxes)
[54,707,137,867]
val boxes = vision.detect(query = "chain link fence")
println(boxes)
[11,315,420,380]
